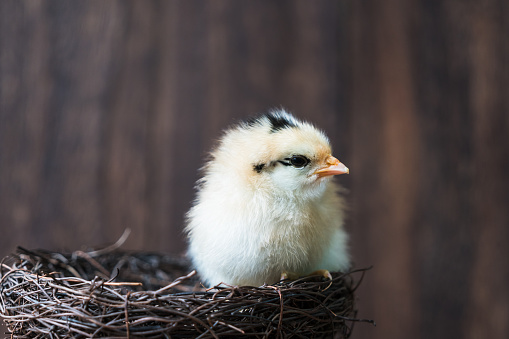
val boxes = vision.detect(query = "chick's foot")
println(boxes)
[280,269,332,282]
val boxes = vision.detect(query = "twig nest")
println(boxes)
[0,247,372,338]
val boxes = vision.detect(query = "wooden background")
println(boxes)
[1,1,508,338]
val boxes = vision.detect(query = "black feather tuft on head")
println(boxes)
[245,110,298,133]
[267,113,297,133]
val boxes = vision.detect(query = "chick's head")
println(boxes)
[206,109,348,201]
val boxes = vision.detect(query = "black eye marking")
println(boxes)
[278,155,310,168]
[253,163,265,173]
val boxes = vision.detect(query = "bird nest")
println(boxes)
[0,245,372,338]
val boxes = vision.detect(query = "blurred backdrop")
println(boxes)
[1,1,508,338]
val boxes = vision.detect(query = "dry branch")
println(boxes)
[0,247,373,338]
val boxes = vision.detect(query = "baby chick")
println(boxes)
[185,109,350,287]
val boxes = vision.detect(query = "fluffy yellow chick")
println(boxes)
[185,109,350,287]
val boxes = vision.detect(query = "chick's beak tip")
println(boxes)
[314,156,349,177]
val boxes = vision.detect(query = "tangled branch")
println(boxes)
[0,247,373,338]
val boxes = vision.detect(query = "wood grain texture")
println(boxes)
[1,1,508,338]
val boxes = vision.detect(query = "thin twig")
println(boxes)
[0,247,371,338]
[86,228,131,257]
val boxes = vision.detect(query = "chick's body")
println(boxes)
[186,110,350,286]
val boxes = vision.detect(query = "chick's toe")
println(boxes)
[309,269,333,281]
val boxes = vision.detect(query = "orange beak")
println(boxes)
[313,155,349,178]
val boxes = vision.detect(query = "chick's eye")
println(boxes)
[289,155,310,168]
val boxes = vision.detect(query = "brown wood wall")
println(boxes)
[1,1,508,338]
